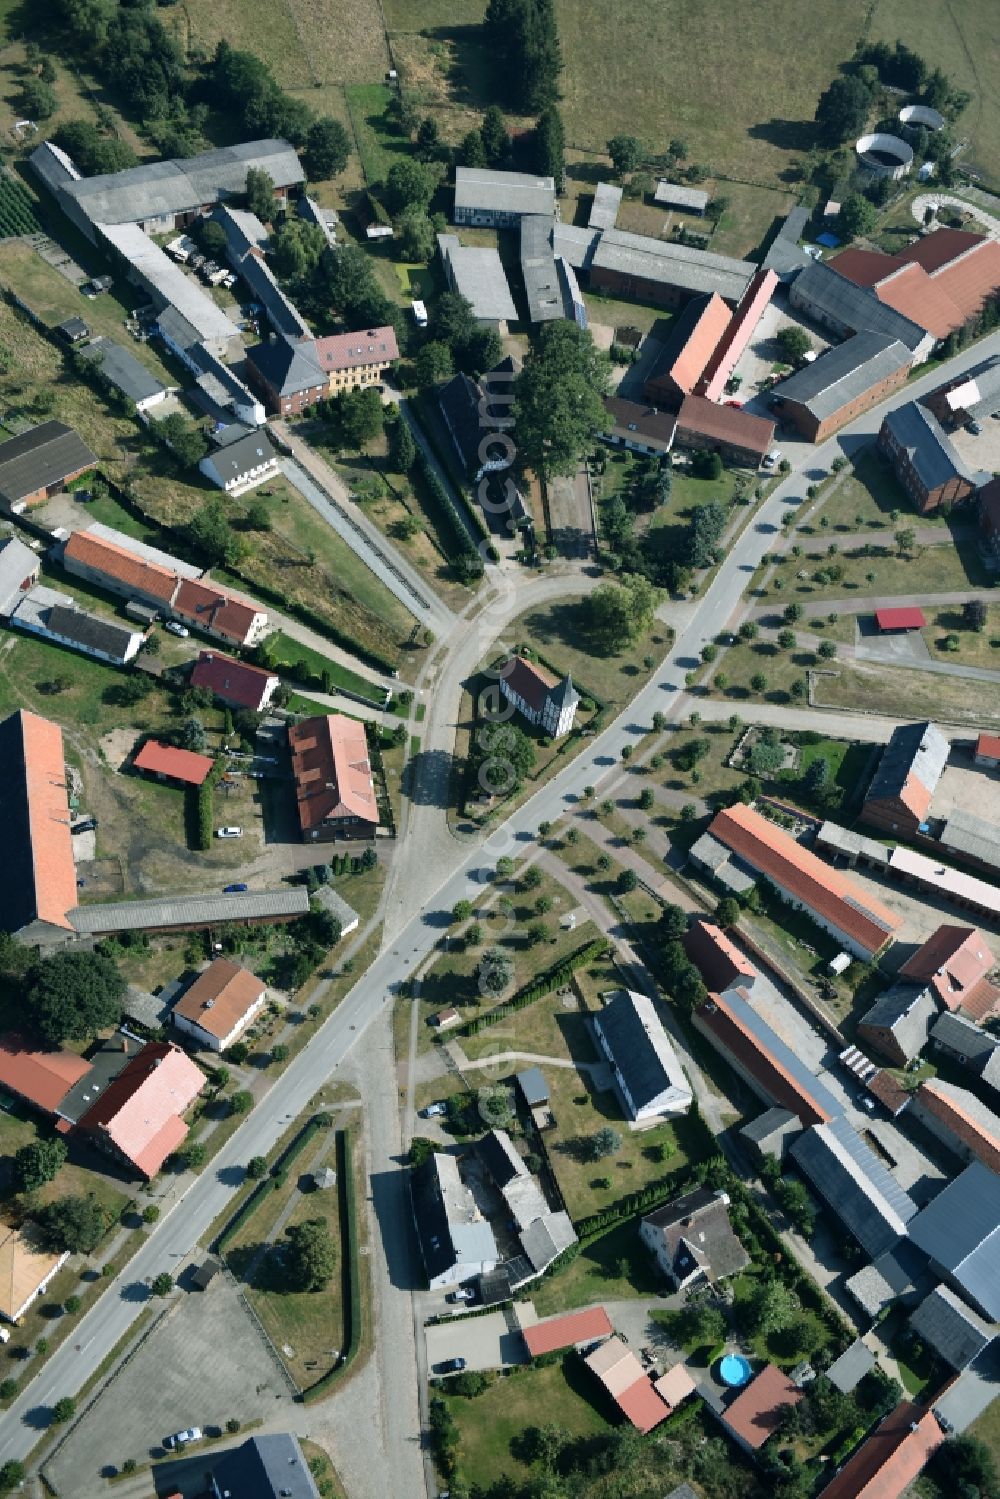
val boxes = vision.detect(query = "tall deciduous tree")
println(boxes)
[30,951,125,1046]
[582,574,660,652]
[36,1195,108,1254]
[814,75,872,145]
[480,105,510,166]
[607,134,643,175]
[513,322,610,479]
[14,1138,67,1194]
[244,166,277,220]
[303,117,350,179]
[284,1219,337,1290]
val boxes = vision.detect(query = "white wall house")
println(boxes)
[498,656,579,739]
[171,958,268,1053]
[199,429,281,497]
[592,989,693,1124]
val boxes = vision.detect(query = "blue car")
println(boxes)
[224,883,248,894]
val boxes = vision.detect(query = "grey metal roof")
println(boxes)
[933,1342,1000,1434]
[77,337,167,406]
[0,420,95,505]
[931,1011,1000,1073]
[858,983,936,1061]
[28,140,80,197]
[910,1283,995,1370]
[717,986,844,1121]
[247,336,324,397]
[520,214,567,323]
[940,807,1000,873]
[454,166,555,218]
[774,332,911,420]
[62,139,303,228]
[881,400,988,493]
[739,1105,800,1145]
[45,601,140,660]
[70,886,310,935]
[298,195,338,248]
[99,221,241,345]
[478,1128,525,1190]
[594,988,690,1114]
[654,181,709,212]
[209,1433,320,1499]
[690,831,757,893]
[865,721,949,813]
[791,260,929,350]
[825,1338,876,1393]
[410,1151,497,1282]
[816,821,891,866]
[56,1031,136,1124]
[213,204,312,341]
[0,535,37,616]
[521,1210,577,1272]
[515,1067,549,1107]
[201,428,277,485]
[790,1114,916,1257]
[551,220,601,271]
[311,883,359,935]
[908,1162,1000,1319]
[592,228,755,302]
[589,182,623,231]
[438,235,517,323]
[762,206,813,281]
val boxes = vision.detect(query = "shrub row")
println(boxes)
[410,397,490,544]
[461,938,609,1036]
[412,451,484,580]
[214,1113,331,1252]
[302,1127,360,1402]
[193,781,213,852]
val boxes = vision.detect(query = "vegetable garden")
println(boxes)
[0,177,39,239]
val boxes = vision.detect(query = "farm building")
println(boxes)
[643,295,732,408]
[599,396,675,456]
[77,336,170,413]
[0,421,95,512]
[453,167,555,228]
[673,396,775,467]
[589,228,755,309]
[654,181,709,213]
[771,332,912,442]
[861,720,949,837]
[875,606,926,632]
[857,983,936,1065]
[0,709,78,942]
[10,585,145,665]
[133,739,215,789]
[437,234,516,329]
[592,988,693,1122]
[878,401,988,513]
[0,534,39,617]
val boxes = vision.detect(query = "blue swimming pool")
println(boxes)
[718,1353,753,1387]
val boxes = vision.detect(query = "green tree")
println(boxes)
[331,387,384,450]
[514,322,610,479]
[14,1138,67,1194]
[151,1273,173,1296]
[188,497,244,568]
[747,1277,799,1335]
[750,671,767,695]
[20,76,57,119]
[583,575,660,652]
[395,203,437,262]
[230,1090,253,1115]
[776,325,812,364]
[284,1218,337,1291]
[618,869,638,893]
[484,0,562,112]
[815,74,872,144]
[818,639,837,660]
[481,105,510,166]
[247,1155,268,1180]
[716,897,741,929]
[156,412,208,467]
[30,950,125,1046]
[894,526,917,557]
[415,341,454,388]
[532,105,565,190]
[452,899,474,923]
[389,414,417,472]
[52,1397,75,1424]
[458,128,486,168]
[589,1126,623,1159]
[607,134,643,175]
[178,1141,207,1169]
[36,1196,108,1254]
[639,787,655,811]
[303,117,351,179]
[964,598,988,632]
[803,756,831,798]
[385,157,438,214]
[838,193,879,239]
[673,1300,725,1347]
[245,166,277,220]
[478,946,514,1001]
[933,1435,999,1496]
[245,498,272,532]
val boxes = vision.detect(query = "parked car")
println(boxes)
[421,1102,446,1118]
[163,1427,203,1450]
[216,826,244,839]
[438,1358,467,1373]
[71,818,97,834]
[967,420,983,435]
[164,620,189,638]
[447,1287,475,1304]
[223,882,248,893]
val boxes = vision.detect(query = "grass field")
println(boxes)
[345,83,414,183]
[173,0,388,90]
[921,605,1000,665]
[756,534,991,603]
[813,657,1000,726]
[809,449,935,532]
[502,594,669,711]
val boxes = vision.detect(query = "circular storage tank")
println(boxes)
[718,1354,753,1388]
[855,132,914,180]
[899,104,946,131]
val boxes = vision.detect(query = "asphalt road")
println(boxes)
[5,330,1000,1472]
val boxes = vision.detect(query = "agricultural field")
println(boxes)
[0,172,38,237]
[169,0,388,91]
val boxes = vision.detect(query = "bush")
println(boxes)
[142,1204,160,1224]
[52,1396,75,1423]
[247,1156,268,1179]
[63,1294,81,1314]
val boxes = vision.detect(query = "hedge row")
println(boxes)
[214,1113,331,1252]
[413,450,484,579]
[302,1127,360,1402]
[410,396,490,544]
[461,938,609,1037]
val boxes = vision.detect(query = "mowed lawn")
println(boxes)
[553,0,869,185]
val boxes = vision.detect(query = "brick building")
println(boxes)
[877,400,988,512]
[673,395,774,467]
[771,331,912,442]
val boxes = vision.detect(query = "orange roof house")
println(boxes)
[288,714,378,842]
[75,1040,205,1178]
[190,651,279,712]
[899,925,999,1019]
[133,739,215,787]
[172,958,267,1053]
[830,228,1000,341]
[644,293,734,407]
[707,803,901,959]
[682,920,757,992]
[62,529,179,605]
[0,708,78,941]
[583,1337,671,1433]
[0,1223,69,1323]
[913,1079,1000,1174]
[522,1306,613,1357]
[0,1034,91,1113]
[816,1402,942,1499]
[718,1363,802,1453]
[172,579,267,648]
[697,268,778,403]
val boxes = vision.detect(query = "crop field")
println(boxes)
[0,173,37,237]
[174,0,388,89]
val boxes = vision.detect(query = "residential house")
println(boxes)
[975,731,1000,768]
[0,421,95,512]
[592,988,693,1122]
[498,655,579,738]
[716,1363,803,1455]
[244,336,327,416]
[771,332,912,442]
[77,336,169,414]
[172,957,267,1052]
[0,708,78,942]
[702,802,901,959]
[75,1039,205,1178]
[789,1114,918,1258]
[198,425,279,496]
[10,585,145,664]
[815,1402,943,1499]
[522,1307,614,1358]
[410,1151,498,1289]
[313,326,399,394]
[171,578,268,648]
[857,983,937,1065]
[0,534,39,617]
[861,720,949,836]
[931,1011,1000,1093]
[599,396,675,456]
[911,1079,1000,1174]
[673,395,775,468]
[643,294,733,408]
[899,924,999,1019]
[910,1284,995,1371]
[453,166,556,228]
[589,228,756,309]
[583,1337,671,1433]
[288,713,379,842]
[0,1034,91,1116]
[0,1224,69,1324]
[640,1186,749,1288]
[190,650,280,713]
[907,1161,1000,1320]
[209,1433,320,1499]
[477,1129,576,1277]
[437,234,517,329]
[878,400,987,512]
[133,739,215,789]
[693,987,841,1127]
[738,1106,801,1163]
[62,527,181,611]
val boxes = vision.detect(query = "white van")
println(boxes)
[411,299,428,328]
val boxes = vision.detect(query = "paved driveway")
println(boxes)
[424,1310,528,1375]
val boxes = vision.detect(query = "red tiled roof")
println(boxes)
[523,1307,613,1356]
[698,269,778,402]
[313,325,399,374]
[709,803,901,956]
[899,925,994,1011]
[288,713,378,832]
[19,710,78,932]
[76,1041,205,1178]
[866,1071,911,1116]
[897,228,983,273]
[499,655,558,715]
[722,1364,802,1450]
[682,920,757,992]
[694,989,835,1126]
[831,230,1000,338]
[172,580,263,645]
[615,1378,671,1433]
[63,530,179,604]
[676,395,775,456]
[961,978,1000,1023]
[917,1079,1000,1172]
[816,1402,942,1499]
[190,651,278,711]
[668,293,733,394]
[875,607,926,630]
[831,248,903,287]
[173,958,266,1041]
[976,732,1000,760]
[134,739,215,787]
[0,1033,91,1112]
[583,1337,670,1432]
